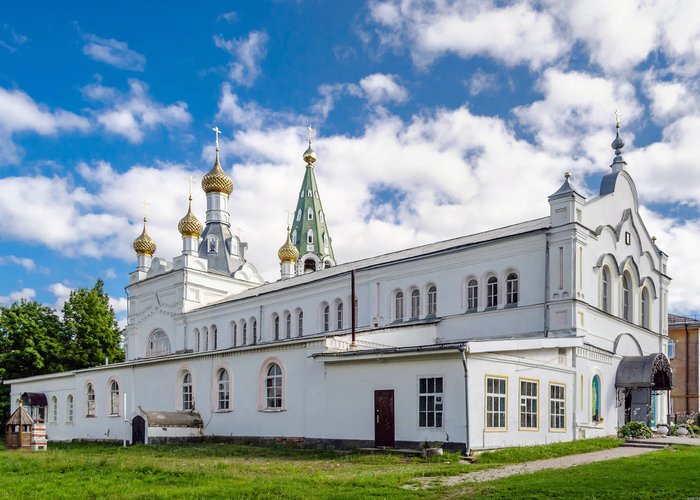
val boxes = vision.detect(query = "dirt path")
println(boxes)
[405,445,662,489]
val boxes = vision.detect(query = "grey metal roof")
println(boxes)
[204,216,550,309]
[549,175,583,200]
[142,410,203,428]
[615,354,673,389]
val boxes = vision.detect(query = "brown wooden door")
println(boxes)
[374,389,395,448]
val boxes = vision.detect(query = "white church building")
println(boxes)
[6,124,674,452]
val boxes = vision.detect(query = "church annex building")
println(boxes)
[6,124,674,452]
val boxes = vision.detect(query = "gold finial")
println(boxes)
[614,110,621,129]
[212,126,222,150]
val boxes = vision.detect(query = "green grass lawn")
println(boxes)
[0,437,689,499]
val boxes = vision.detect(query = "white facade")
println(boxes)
[7,132,672,451]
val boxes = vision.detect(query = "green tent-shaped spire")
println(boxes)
[290,138,335,272]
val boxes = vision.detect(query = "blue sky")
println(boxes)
[2,0,700,324]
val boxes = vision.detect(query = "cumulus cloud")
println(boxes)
[83,79,191,143]
[82,34,146,71]
[47,282,72,312]
[359,73,408,104]
[214,31,269,86]
[0,86,89,164]
[0,255,36,271]
[311,74,407,119]
[0,287,36,305]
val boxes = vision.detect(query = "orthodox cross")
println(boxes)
[212,126,222,148]
[142,200,150,220]
[234,226,244,239]
[614,110,621,129]
[185,175,196,197]
[284,209,293,226]
[307,125,314,144]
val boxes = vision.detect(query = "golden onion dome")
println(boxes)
[303,143,316,165]
[177,196,203,238]
[201,148,233,195]
[278,227,299,264]
[133,218,157,256]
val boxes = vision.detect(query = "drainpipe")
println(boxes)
[544,233,551,337]
[351,269,357,348]
[686,322,690,413]
[259,305,263,344]
[459,345,470,456]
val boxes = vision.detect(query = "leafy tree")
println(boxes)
[62,279,124,370]
[0,300,64,425]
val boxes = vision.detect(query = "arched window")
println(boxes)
[212,325,218,350]
[336,302,343,330]
[427,285,437,316]
[252,319,258,344]
[487,277,498,308]
[274,314,280,340]
[622,273,631,321]
[67,395,74,423]
[242,322,247,346]
[109,380,120,416]
[297,311,304,336]
[410,289,420,319]
[147,329,171,357]
[467,279,478,311]
[207,235,219,253]
[291,230,297,245]
[51,396,58,423]
[285,312,291,339]
[601,267,611,313]
[591,375,601,422]
[307,189,312,197]
[323,304,330,332]
[307,229,314,244]
[641,288,650,328]
[296,209,301,221]
[265,363,283,409]
[506,273,519,305]
[394,291,404,321]
[86,383,96,417]
[194,329,201,352]
[217,369,230,411]
[182,371,193,410]
[307,208,314,220]
[232,322,238,347]
[319,211,325,223]
[323,232,329,248]
[203,326,209,351]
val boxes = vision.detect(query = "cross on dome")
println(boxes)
[212,126,222,149]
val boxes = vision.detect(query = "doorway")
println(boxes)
[374,390,395,448]
[132,415,145,445]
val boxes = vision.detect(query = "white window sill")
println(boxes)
[108,414,121,418]
[260,408,285,413]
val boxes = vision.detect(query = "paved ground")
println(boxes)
[405,438,699,490]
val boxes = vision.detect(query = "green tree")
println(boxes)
[62,279,124,370]
[0,300,65,425]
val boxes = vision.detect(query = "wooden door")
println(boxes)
[132,416,145,445]
[374,390,395,448]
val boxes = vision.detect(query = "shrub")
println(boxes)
[618,421,653,439]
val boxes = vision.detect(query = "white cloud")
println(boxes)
[214,31,269,86]
[0,287,36,305]
[82,34,146,71]
[216,83,306,131]
[47,282,72,312]
[0,255,36,271]
[104,268,117,279]
[359,73,408,104]
[218,11,237,23]
[368,0,566,68]
[466,70,500,96]
[83,79,191,143]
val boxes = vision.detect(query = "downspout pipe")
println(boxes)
[686,322,690,413]
[351,269,357,348]
[544,233,551,337]
[459,345,470,456]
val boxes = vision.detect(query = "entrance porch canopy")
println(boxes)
[615,353,673,390]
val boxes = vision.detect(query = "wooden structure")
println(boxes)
[5,405,34,450]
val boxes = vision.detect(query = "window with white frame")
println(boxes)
[274,314,280,340]
[285,313,291,338]
[147,329,171,357]
[182,371,193,410]
[427,285,437,316]
[506,273,519,305]
[307,208,313,220]
[265,363,283,409]
[520,380,538,429]
[51,396,58,423]
[307,229,314,244]
[67,395,74,423]
[411,289,420,319]
[323,304,330,332]
[486,377,507,429]
[419,377,443,427]
[467,279,478,311]
[336,302,343,330]
[297,311,303,336]
[549,384,565,430]
[217,369,230,411]
[86,383,96,417]
[242,322,247,345]
[641,287,650,328]
[394,291,404,321]
[252,319,257,343]
[109,380,120,416]
[622,273,631,321]
[194,328,201,352]
[601,267,611,313]
[487,277,498,308]
[212,325,218,350]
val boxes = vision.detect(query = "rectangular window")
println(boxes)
[519,379,539,429]
[183,385,193,411]
[668,340,676,359]
[549,384,565,430]
[487,279,498,308]
[418,377,443,428]
[486,377,507,429]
